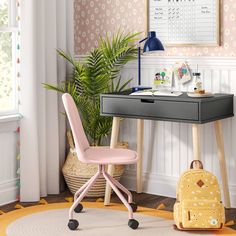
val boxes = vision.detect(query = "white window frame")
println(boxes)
[0,0,19,116]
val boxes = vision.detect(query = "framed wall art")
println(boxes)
[147,0,220,46]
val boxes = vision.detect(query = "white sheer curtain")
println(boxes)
[20,0,72,201]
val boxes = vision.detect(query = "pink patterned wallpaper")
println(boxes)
[74,0,236,57]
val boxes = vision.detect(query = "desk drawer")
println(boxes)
[101,97,199,122]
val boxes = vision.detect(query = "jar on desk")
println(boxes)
[193,72,203,93]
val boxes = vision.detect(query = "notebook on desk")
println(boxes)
[130,89,183,97]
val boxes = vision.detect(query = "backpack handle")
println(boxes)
[190,160,203,169]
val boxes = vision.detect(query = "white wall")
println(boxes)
[117,56,236,207]
[0,119,20,206]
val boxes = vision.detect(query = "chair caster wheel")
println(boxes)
[128,219,139,230]
[129,202,138,212]
[74,203,83,213]
[68,219,79,230]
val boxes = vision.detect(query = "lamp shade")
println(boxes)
[143,31,164,53]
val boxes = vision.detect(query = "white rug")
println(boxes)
[5,207,227,236]
[0,202,235,236]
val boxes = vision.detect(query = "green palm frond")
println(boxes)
[44,30,141,145]
[82,49,109,98]
[100,30,140,81]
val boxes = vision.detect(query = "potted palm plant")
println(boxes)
[44,31,139,197]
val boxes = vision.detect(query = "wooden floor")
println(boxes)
[1,190,236,230]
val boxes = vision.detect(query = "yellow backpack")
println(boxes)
[174,160,225,230]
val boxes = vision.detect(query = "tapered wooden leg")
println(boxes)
[214,120,231,208]
[137,119,144,193]
[104,117,120,206]
[192,124,201,161]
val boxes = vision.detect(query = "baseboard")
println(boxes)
[0,178,19,206]
[121,170,236,208]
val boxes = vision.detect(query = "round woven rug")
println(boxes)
[0,202,235,236]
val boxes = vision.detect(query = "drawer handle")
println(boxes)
[141,99,154,104]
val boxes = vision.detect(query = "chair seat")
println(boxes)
[84,147,138,164]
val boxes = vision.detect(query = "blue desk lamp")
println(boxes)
[133,31,164,92]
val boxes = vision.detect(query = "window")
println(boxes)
[0,0,19,115]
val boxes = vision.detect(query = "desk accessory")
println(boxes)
[153,68,173,89]
[189,71,215,97]
[193,72,206,95]
[132,31,164,92]
[187,92,214,98]
[174,61,192,84]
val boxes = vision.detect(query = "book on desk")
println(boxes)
[130,89,183,97]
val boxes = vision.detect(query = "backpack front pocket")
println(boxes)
[181,200,225,229]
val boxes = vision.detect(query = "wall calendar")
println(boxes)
[147,0,220,46]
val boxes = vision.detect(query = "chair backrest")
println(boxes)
[62,93,90,163]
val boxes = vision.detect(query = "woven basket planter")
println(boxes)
[62,131,127,197]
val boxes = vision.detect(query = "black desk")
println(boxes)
[101,91,233,124]
[100,91,234,208]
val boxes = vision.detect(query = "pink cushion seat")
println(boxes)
[84,147,138,164]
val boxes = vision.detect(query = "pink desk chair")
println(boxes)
[62,93,139,230]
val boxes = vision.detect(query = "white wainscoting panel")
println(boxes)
[0,120,19,206]
[116,56,236,207]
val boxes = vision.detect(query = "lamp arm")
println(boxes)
[138,46,141,86]
[139,37,148,44]
[138,36,148,86]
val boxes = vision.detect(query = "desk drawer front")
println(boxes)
[102,97,199,122]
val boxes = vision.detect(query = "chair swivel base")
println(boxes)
[69,203,138,231]
[68,218,139,231]
[73,202,137,214]
[68,165,139,231]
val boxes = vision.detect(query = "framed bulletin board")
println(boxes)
[147,0,220,46]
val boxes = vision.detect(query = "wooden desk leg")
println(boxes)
[192,124,201,161]
[214,120,231,208]
[137,119,144,193]
[104,117,120,206]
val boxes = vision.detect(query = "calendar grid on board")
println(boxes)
[147,0,220,46]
